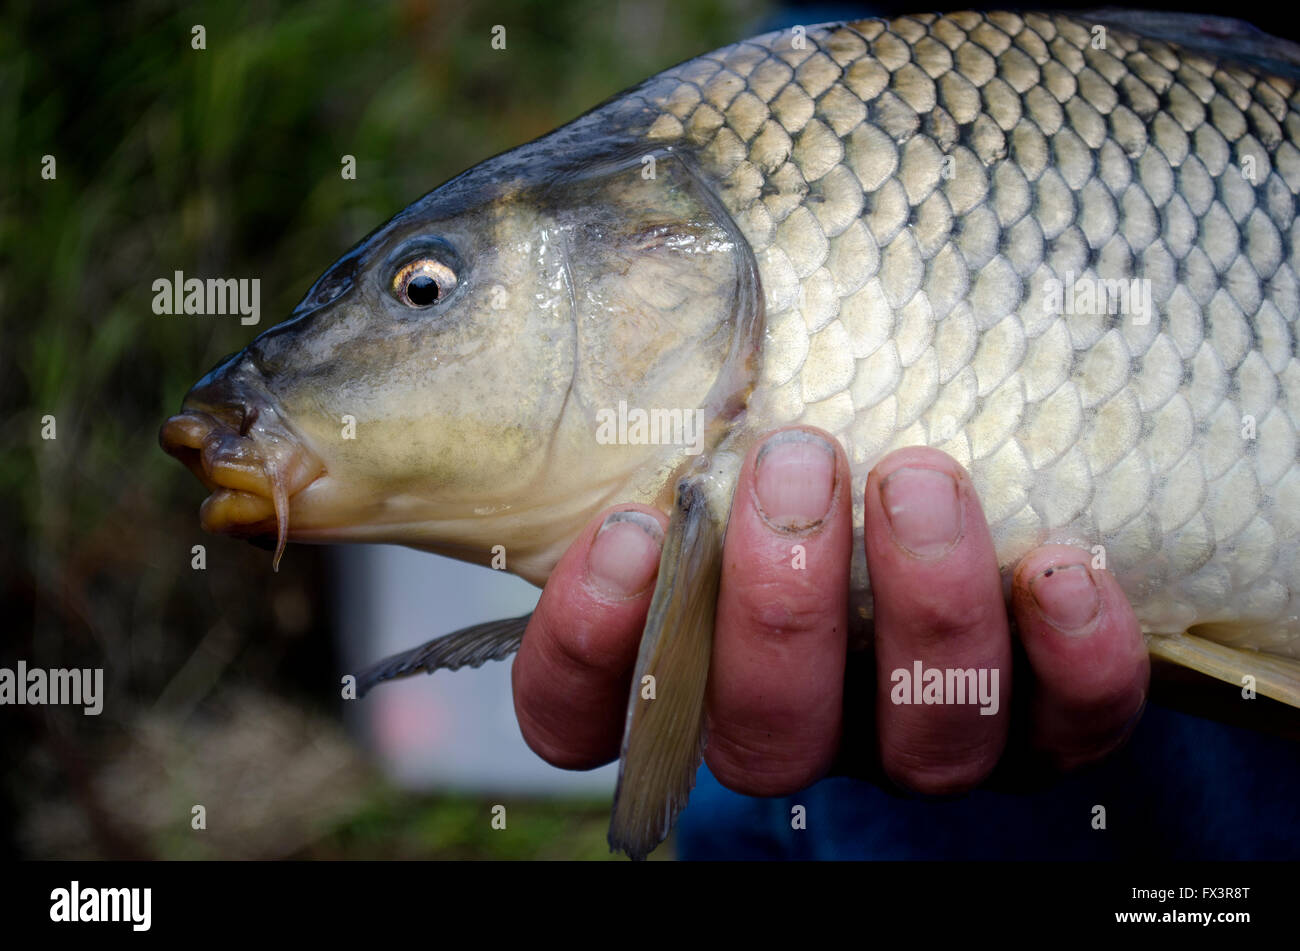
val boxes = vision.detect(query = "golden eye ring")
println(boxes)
[392,258,457,307]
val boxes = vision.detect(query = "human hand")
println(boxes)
[511,426,1149,796]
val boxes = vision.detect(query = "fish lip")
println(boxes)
[159,410,221,490]
[159,408,325,538]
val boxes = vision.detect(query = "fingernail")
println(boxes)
[754,430,836,531]
[1029,563,1101,634]
[879,466,962,558]
[587,511,663,599]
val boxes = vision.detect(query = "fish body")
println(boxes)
[647,11,1300,658]
[162,12,1300,858]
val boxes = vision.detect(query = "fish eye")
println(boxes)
[392,257,457,307]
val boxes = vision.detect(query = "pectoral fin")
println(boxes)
[354,614,531,697]
[608,477,725,860]
[1146,630,1300,708]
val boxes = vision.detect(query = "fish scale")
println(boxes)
[616,11,1300,657]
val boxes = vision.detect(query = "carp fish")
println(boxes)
[161,11,1300,859]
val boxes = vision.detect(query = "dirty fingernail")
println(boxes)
[587,511,663,599]
[1030,563,1101,634]
[754,430,836,531]
[880,466,962,558]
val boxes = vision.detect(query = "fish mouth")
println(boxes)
[159,404,324,569]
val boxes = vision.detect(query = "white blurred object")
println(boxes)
[334,545,618,794]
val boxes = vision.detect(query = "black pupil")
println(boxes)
[406,274,439,305]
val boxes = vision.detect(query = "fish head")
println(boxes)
[161,132,761,582]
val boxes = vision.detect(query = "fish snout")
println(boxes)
[160,374,324,562]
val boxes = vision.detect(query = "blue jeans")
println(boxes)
[676,704,1300,860]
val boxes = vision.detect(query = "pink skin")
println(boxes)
[511,426,1149,795]
[866,448,1013,794]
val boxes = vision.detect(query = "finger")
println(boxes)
[511,505,668,770]
[867,447,1012,795]
[706,427,853,795]
[1011,545,1149,770]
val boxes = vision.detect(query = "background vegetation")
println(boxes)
[0,0,765,860]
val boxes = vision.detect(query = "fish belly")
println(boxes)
[637,12,1300,659]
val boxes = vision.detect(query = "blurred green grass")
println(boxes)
[1,0,763,859]
[298,790,675,860]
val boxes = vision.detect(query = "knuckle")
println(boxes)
[706,724,834,796]
[737,575,837,641]
[513,685,616,770]
[521,726,610,771]
[880,731,1000,796]
[1042,716,1140,772]
[895,592,1005,650]
[1050,671,1138,712]
[555,624,618,675]
[1036,686,1147,771]
[540,604,631,677]
[883,757,989,797]
[1039,639,1149,711]
[510,644,622,771]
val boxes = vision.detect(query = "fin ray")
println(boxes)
[608,478,725,860]
[355,614,531,696]
[1147,631,1300,708]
